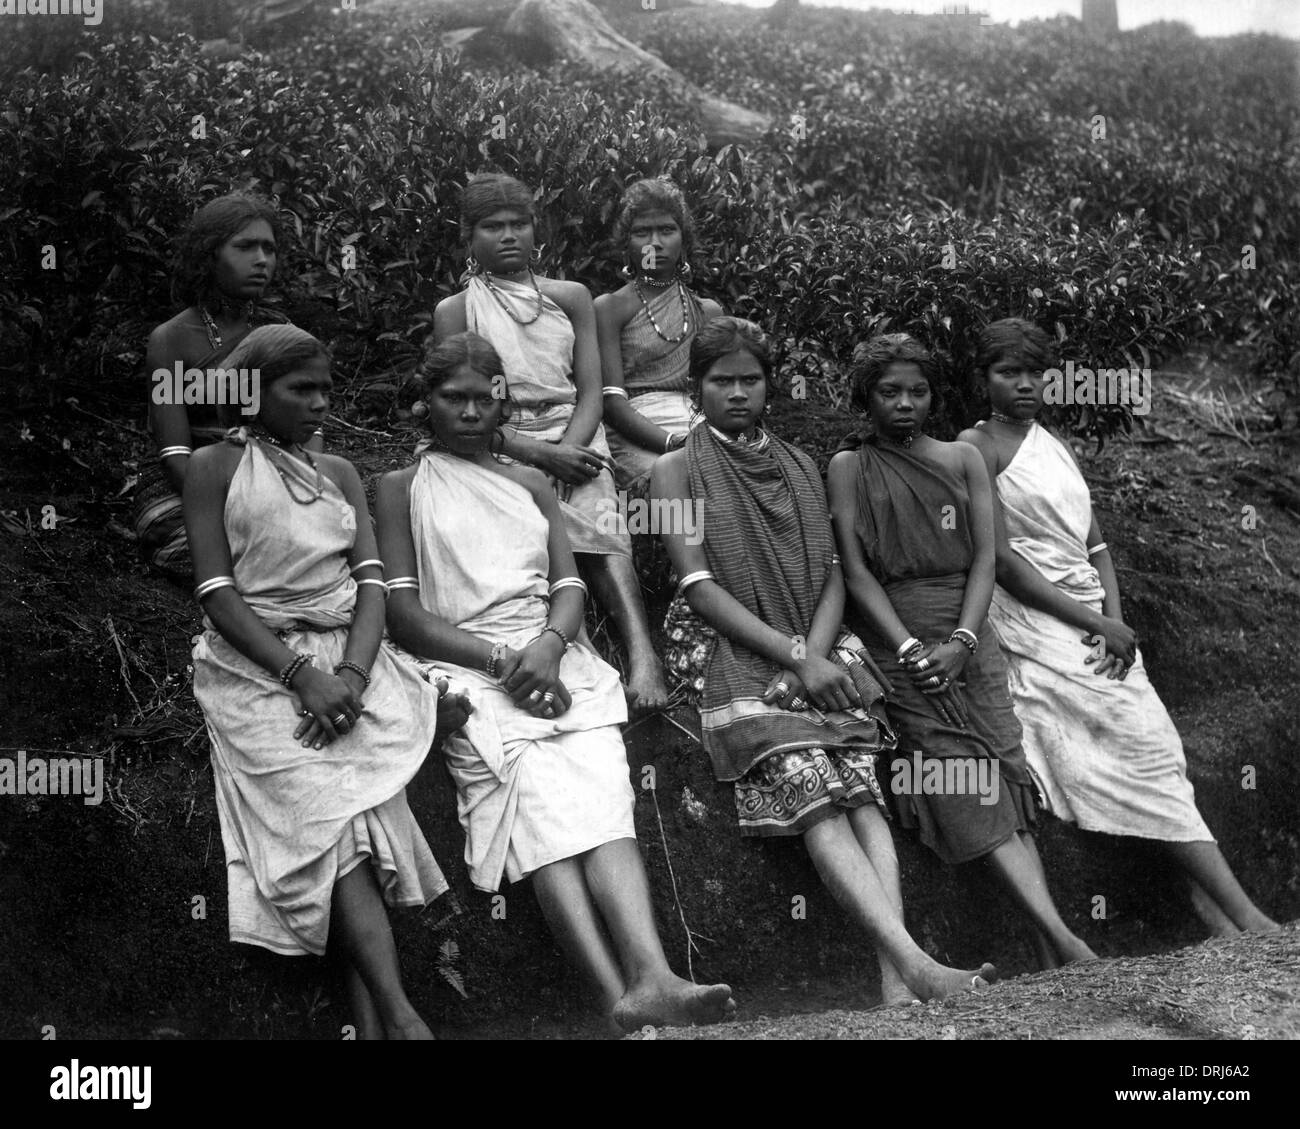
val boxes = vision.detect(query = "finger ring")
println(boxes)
[915,658,930,671]
[790,697,806,710]
[332,714,348,727]
[528,689,544,703]
[775,681,790,695]
[541,691,555,704]
[299,709,310,717]
[926,676,941,688]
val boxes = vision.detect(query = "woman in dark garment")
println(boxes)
[827,332,1096,969]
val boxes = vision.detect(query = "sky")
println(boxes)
[728,0,1300,38]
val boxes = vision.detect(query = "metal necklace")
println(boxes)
[991,411,1033,429]
[481,269,543,325]
[634,278,690,343]
[257,432,325,504]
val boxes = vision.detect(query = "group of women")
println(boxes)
[143,175,1277,1038]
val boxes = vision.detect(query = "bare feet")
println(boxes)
[1057,936,1099,963]
[625,657,671,713]
[911,960,998,1001]
[880,982,922,1007]
[612,976,735,1032]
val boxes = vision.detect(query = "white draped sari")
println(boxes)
[394,452,636,891]
[984,422,1212,842]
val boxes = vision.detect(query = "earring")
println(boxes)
[530,245,542,266]
[676,259,693,282]
[466,255,482,276]
[620,264,635,280]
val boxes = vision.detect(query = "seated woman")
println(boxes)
[957,317,1277,934]
[827,332,1096,969]
[184,324,446,1040]
[376,331,735,1034]
[135,192,321,579]
[649,317,997,1002]
[432,173,669,711]
[594,178,722,496]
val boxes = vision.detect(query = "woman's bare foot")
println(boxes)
[1056,936,1099,963]
[612,976,735,1032]
[625,656,670,713]
[880,982,922,1006]
[911,960,998,1001]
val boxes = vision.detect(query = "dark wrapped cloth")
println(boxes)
[683,425,891,783]
[846,438,1038,864]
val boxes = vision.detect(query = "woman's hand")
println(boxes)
[431,676,474,745]
[761,669,805,711]
[497,640,573,717]
[1083,616,1137,671]
[792,655,862,713]
[534,442,609,487]
[903,641,968,691]
[292,667,364,748]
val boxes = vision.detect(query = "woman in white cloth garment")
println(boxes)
[184,324,453,1040]
[957,317,1277,935]
[376,330,735,1034]
[432,173,670,711]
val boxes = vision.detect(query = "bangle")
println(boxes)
[664,431,685,453]
[949,628,979,655]
[896,636,923,661]
[1087,542,1109,557]
[536,624,571,652]
[356,578,389,597]
[333,660,371,687]
[678,569,714,591]
[350,558,384,575]
[602,386,629,399]
[548,577,587,597]
[159,445,192,459]
[194,575,235,600]
[279,652,313,688]
[485,641,506,680]
[386,576,420,592]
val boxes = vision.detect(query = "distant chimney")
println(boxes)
[1082,0,1119,35]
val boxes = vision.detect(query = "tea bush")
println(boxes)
[2,1,1296,439]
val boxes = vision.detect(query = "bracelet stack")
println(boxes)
[896,636,924,663]
[485,641,506,679]
[333,660,371,687]
[949,628,979,655]
[279,652,313,687]
[537,624,571,652]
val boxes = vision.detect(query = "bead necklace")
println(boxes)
[199,300,255,351]
[634,279,690,344]
[256,432,326,504]
[480,269,543,326]
[991,411,1034,429]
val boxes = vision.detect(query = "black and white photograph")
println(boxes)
[1,0,1296,1102]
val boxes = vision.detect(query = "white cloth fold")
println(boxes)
[985,423,1213,841]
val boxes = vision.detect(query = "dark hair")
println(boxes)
[171,192,280,308]
[972,317,1058,383]
[612,178,697,268]
[847,332,943,418]
[421,331,507,394]
[459,173,536,241]
[688,317,774,404]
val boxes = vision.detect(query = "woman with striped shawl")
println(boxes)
[595,179,722,496]
[827,332,1096,969]
[650,317,997,1003]
[134,193,320,579]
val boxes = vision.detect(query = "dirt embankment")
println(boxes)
[1,345,1297,1039]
